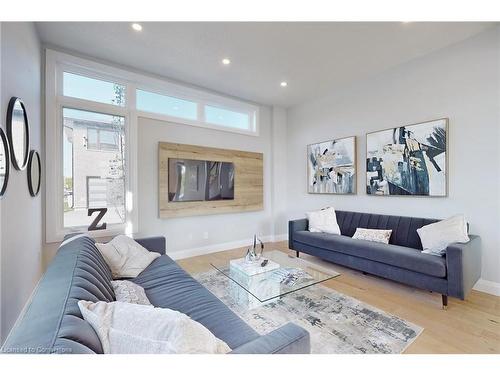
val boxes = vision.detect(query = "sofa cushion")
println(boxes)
[335,211,439,249]
[293,231,446,277]
[132,256,260,349]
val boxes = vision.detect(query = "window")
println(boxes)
[204,105,253,131]
[63,108,125,228]
[63,72,126,106]
[46,49,260,242]
[136,89,197,120]
[136,88,259,134]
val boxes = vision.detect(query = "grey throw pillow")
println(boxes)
[111,280,151,305]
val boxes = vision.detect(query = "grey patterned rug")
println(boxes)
[194,270,423,354]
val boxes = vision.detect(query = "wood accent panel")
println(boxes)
[159,142,263,218]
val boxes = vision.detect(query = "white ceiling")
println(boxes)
[35,22,495,108]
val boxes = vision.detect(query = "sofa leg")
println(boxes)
[442,295,448,310]
[296,251,300,258]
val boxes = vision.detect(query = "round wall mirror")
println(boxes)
[27,150,41,197]
[0,128,10,198]
[6,97,30,170]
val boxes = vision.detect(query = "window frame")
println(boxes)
[135,83,260,136]
[45,49,260,242]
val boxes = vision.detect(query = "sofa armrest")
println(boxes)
[229,323,310,354]
[134,236,166,255]
[446,235,481,299]
[289,219,308,249]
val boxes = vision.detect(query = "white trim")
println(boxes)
[168,235,279,261]
[136,110,259,137]
[273,233,289,242]
[46,50,136,243]
[473,279,500,296]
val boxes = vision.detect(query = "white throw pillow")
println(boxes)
[112,280,151,305]
[78,300,231,354]
[352,228,392,244]
[306,207,341,235]
[95,235,160,278]
[417,214,470,256]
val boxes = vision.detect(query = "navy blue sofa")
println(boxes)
[289,210,481,308]
[2,234,310,354]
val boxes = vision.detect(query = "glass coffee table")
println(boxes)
[211,251,339,309]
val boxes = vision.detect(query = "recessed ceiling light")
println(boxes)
[280,81,288,87]
[222,58,231,65]
[131,23,143,32]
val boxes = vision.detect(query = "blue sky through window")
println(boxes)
[63,72,125,106]
[136,89,197,120]
[205,105,250,130]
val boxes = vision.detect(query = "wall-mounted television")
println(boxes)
[168,158,235,202]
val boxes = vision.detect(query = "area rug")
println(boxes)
[194,270,423,354]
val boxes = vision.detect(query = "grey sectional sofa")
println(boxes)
[2,234,310,354]
[289,210,481,308]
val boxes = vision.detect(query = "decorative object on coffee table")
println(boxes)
[245,234,264,263]
[228,256,280,309]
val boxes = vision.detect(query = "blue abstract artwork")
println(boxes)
[307,136,356,194]
[366,119,447,196]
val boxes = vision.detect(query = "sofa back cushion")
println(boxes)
[2,234,115,354]
[335,210,439,250]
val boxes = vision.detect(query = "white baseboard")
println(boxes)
[272,234,288,242]
[473,279,500,297]
[168,234,288,261]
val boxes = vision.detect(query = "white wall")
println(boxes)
[136,105,283,258]
[286,27,500,285]
[0,22,42,343]
[271,106,288,237]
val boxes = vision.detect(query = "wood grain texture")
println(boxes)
[159,142,263,218]
[177,241,500,354]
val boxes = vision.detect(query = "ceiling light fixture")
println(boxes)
[131,23,143,32]
[222,58,231,65]
[280,81,288,87]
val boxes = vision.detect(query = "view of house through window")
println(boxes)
[63,107,126,228]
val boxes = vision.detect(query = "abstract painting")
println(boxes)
[366,118,447,196]
[307,136,356,194]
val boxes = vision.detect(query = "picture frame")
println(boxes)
[307,136,357,194]
[366,118,448,197]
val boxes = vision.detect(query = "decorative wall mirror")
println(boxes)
[27,150,41,197]
[6,97,30,170]
[0,127,10,198]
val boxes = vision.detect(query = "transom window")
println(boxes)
[63,72,126,107]
[136,88,258,134]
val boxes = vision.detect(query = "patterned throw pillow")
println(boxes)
[352,228,392,244]
[112,280,152,305]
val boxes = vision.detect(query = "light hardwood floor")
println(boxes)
[177,241,500,354]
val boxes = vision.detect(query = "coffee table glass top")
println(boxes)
[210,250,340,303]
